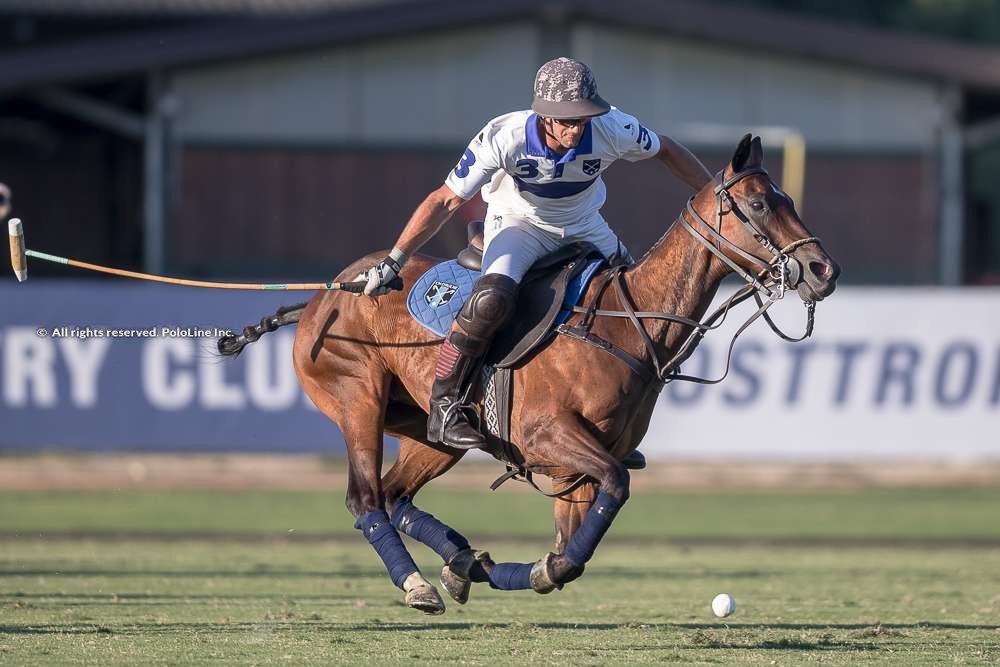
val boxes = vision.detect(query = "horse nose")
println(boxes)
[809,260,840,283]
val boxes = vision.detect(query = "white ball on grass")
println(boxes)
[712,593,736,618]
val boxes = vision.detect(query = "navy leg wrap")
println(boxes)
[390,496,471,564]
[355,509,418,589]
[563,490,624,567]
[488,562,533,590]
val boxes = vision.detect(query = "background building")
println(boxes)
[1,0,999,459]
[2,0,999,285]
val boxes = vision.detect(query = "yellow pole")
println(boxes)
[781,132,806,214]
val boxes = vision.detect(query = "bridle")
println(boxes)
[682,167,818,302]
[559,166,824,387]
[498,167,826,498]
[663,166,821,383]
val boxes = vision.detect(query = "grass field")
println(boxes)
[2,486,999,664]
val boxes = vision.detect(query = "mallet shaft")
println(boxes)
[9,217,401,293]
[23,249,368,291]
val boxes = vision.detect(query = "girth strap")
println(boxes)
[489,466,591,498]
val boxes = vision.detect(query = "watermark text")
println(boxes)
[36,327,235,339]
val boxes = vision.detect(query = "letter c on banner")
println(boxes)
[142,338,195,410]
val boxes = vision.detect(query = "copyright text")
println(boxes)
[37,327,235,339]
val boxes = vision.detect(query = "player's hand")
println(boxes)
[352,248,407,296]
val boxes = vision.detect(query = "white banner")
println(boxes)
[647,287,1000,461]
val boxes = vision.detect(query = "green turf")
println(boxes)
[1,539,998,664]
[1,488,999,664]
[2,486,1000,540]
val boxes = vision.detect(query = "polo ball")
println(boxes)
[712,593,736,618]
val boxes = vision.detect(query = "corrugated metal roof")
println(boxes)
[607,0,1000,92]
[0,0,380,15]
[2,0,1000,93]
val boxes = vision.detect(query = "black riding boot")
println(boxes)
[426,336,486,449]
[427,274,519,450]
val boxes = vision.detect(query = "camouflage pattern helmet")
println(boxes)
[531,57,611,120]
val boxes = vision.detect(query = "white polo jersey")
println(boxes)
[444,108,661,233]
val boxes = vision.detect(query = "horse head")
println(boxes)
[692,134,840,303]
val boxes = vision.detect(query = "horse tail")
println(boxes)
[217,302,308,357]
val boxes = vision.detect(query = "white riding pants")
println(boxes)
[481,210,630,283]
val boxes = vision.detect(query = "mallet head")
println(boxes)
[8,218,26,282]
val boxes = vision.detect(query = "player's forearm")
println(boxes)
[657,136,713,191]
[393,186,466,257]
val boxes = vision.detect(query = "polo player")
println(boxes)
[355,57,712,450]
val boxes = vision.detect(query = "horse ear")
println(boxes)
[726,133,753,177]
[749,135,764,167]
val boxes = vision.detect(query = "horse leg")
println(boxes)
[300,373,445,614]
[381,430,544,595]
[382,419,493,604]
[459,421,629,594]
[552,479,599,556]
[526,418,631,593]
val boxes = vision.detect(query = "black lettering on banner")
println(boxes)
[991,346,1000,405]
[655,338,998,411]
[784,343,818,405]
[721,342,764,406]
[934,342,978,407]
[875,342,921,406]
[832,342,868,405]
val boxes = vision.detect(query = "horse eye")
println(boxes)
[750,200,765,212]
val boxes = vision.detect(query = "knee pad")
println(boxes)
[456,274,519,341]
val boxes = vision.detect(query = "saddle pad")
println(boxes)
[406,260,479,337]
[562,257,604,317]
[407,257,605,338]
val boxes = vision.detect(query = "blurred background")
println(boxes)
[3,7,999,661]
[0,0,998,467]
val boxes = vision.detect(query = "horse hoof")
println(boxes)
[440,549,492,604]
[529,552,560,594]
[440,566,471,604]
[468,550,495,582]
[405,585,446,614]
[622,449,646,470]
[403,573,446,615]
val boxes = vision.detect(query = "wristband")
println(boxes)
[389,247,408,267]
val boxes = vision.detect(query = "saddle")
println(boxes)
[406,221,647,478]
[407,221,605,368]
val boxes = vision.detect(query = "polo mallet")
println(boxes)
[6,217,401,293]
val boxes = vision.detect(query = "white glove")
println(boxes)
[353,247,408,296]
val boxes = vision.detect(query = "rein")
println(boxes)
[563,167,821,387]
[494,168,823,498]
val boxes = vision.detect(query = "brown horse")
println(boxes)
[221,135,839,614]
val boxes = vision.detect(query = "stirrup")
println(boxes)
[428,402,485,450]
